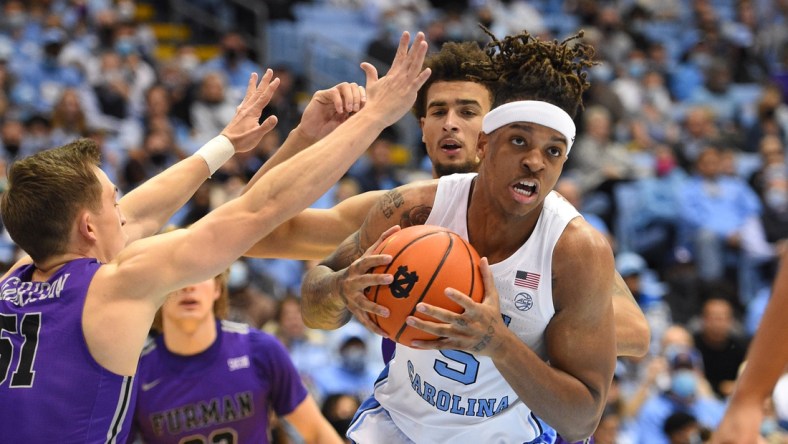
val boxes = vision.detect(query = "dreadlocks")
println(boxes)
[470,28,596,118]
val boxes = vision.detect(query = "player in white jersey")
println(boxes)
[301,30,616,443]
[246,39,648,361]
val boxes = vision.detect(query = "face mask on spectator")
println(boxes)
[670,370,697,399]
[115,38,136,57]
[341,346,366,373]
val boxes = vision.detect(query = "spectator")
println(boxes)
[21,113,53,155]
[750,135,788,256]
[311,329,380,403]
[122,127,185,190]
[635,345,725,444]
[678,145,761,286]
[555,177,614,248]
[662,412,707,444]
[321,393,361,443]
[565,105,637,231]
[197,32,262,98]
[269,295,332,390]
[351,128,404,192]
[189,71,237,147]
[744,84,788,153]
[673,106,720,171]
[0,117,26,162]
[49,87,88,146]
[121,83,191,153]
[693,297,750,399]
[23,27,84,114]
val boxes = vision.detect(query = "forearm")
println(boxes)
[300,265,353,329]
[491,333,604,440]
[246,191,384,260]
[120,155,209,242]
[287,395,344,444]
[243,125,316,194]
[257,114,385,221]
[728,259,788,404]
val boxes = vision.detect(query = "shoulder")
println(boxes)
[552,218,615,308]
[554,217,612,264]
[356,179,439,246]
[238,324,291,357]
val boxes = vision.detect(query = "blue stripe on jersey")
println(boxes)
[527,411,543,437]
[348,395,383,437]
[373,359,390,389]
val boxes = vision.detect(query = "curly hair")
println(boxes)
[412,41,492,119]
[470,27,597,118]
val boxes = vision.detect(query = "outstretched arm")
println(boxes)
[120,70,281,243]
[245,190,385,260]
[86,32,432,377]
[611,271,650,358]
[710,256,788,444]
[243,82,367,193]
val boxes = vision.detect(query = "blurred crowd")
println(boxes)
[3,0,788,442]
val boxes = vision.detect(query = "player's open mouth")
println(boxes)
[512,180,538,203]
[439,138,462,154]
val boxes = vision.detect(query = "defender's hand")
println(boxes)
[221,70,281,152]
[298,82,367,142]
[361,32,431,128]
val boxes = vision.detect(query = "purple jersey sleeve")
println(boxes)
[251,331,308,416]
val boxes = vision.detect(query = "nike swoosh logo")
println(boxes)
[141,379,162,391]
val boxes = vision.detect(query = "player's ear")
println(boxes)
[476,132,488,160]
[419,117,426,143]
[78,210,97,242]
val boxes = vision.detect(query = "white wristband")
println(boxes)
[194,135,235,176]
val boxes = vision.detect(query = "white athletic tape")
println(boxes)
[194,135,235,176]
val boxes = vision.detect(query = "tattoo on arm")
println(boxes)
[381,190,405,219]
[322,231,363,271]
[400,205,432,227]
[472,323,496,353]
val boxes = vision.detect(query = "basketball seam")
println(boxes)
[461,239,477,301]
[370,230,447,332]
[395,232,454,342]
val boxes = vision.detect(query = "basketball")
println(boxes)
[365,225,484,347]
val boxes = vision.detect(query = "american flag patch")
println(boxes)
[514,270,540,289]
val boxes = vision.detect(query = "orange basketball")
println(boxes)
[365,225,484,347]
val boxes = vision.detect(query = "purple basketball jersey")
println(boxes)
[132,320,307,443]
[0,258,136,443]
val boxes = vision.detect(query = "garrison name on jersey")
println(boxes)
[0,274,71,306]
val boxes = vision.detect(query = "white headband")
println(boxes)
[482,101,576,154]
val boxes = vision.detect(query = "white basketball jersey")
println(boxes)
[374,173,581,443]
